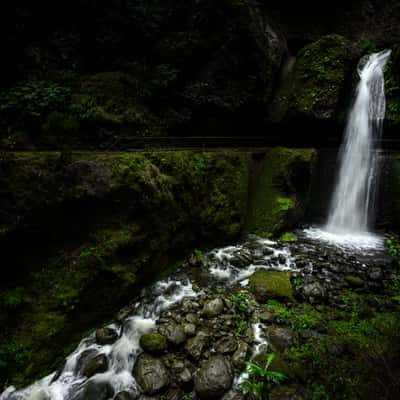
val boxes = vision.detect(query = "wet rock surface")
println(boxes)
[194,356,234,399]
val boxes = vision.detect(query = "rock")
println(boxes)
[249,271,293,302]
[158,322,186,346]
[139,333,168,354]
[259,310,277,323]
[77,350,108,378]
[194,355,234,399]
[269,385,306,400]
[114,391,137,400]
[74,379,114,400]
[95,327,119,345]
[268,327,294,353]
[215,336,238,354]
[183,323,196,337]
[203,298,224,317]
[345,275,364,287]
[369,267,382,280]
[133,354,169,395]
[302,282,326,301]
[185,313,199,324]
[232,341,249,368]
[185,331,210,360]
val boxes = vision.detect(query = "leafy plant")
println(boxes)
[0,80,71,121]
[386,236,400,258]
[231,290,249,312]
[241,353,288,400]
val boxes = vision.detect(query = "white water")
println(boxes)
[305,50,391,250]
[1,237,294,400]
[327,49,391,233]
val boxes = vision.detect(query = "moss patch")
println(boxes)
[247,147,316,236]
[249,271,293,302]
[271,35,360,121]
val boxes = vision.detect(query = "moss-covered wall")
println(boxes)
[0,150,252,387]
[246,147,316,237]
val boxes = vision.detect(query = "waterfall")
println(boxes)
[326,49,391,234]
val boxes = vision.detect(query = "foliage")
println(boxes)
[231,290,250,313]
[280,232,298,242]
[0,287,30,310]
[386,236,400,258]
[0,81,70,121]
[241,353,288,400]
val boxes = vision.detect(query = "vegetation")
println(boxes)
[241,353,288,400]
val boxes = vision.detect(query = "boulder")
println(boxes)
[74,379,114,400]
[194,355,234,399]
[95,327,119,345]
[249,271,293,302]
[114,391,137,400]
[139,333,168,354]
[232,341,249,368]
[185,331,210,360]
[268,326,294,353]
[158,322,186,346]
[133,354,169,395]
[215,336,238,355]
[77,349,108,378]
[203,298,224,317]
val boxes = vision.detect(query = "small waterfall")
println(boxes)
[326,49,391,234]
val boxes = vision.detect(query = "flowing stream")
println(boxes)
[305,49,391,248]
[0,237,294,400]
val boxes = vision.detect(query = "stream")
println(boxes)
[1,231,394,400]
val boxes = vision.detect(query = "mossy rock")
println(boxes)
[248,271,293,302]
[139,333,168,354]
[247,147,316,236]
[271,35,360,121]
[345,275,365,288]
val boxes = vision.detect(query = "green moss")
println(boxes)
[249,271,293,303]
[139,333,168,353]
[272,35,359,121]
[247,147,316,235]
[280,232,298,242]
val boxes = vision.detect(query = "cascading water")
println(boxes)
[327,49,391,233]
[305,49,391,249]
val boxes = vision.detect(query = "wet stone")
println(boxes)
[203,298,224,317]
[74,379,114,400]
[114,390,138,400]
[183,323,196,336]
[215,336,238,354]
[232,341,249,368]
[139,333,168,354]
[185,330,210,360]
[268,326,294,353]
[194,355,234,399]
[159,322,186,346]
[133,354,170,395]
[77,350,108,378]
[95,327,119,345]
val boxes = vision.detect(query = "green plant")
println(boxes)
[194,249,204,258]
[1,287,30,310]
[241,353,288,400]
[231,290,249,312]
[0,80,71,121]
[236,318,248,335]
[386,236,400,258]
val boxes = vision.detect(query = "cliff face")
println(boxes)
[1,0,399,149]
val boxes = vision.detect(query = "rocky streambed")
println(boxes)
[2,233,400,400]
